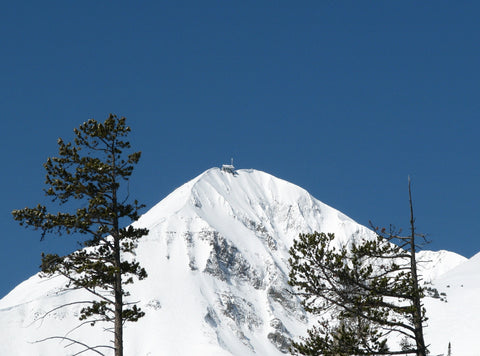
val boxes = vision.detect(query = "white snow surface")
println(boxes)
[417,249,467,283]
[0,168,477,355]
[423,252,480,355]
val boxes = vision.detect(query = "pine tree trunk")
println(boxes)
[408,179,426,356]
[114,262,123,356]
[112,143,123,356]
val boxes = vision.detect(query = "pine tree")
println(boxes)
[288,180,427,356]
[12,115,148,356]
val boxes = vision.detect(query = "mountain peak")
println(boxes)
[138,167,364,249]
[0,168,477,355]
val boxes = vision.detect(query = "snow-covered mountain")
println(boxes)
[0,168,476,355]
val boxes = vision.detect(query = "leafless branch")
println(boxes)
[30,336,113,355]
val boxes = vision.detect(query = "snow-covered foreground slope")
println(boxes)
[0,168,477,355]
[423,252,480,356]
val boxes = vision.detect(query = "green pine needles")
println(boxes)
[12,114,148,356]
[288,182,427,356]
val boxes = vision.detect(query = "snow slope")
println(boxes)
[424,252,480,355]
[0,168,476,355]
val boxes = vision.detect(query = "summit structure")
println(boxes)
[221,158,236,174]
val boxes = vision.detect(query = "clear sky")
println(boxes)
[1,1,479,298]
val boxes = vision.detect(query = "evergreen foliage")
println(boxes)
[288,181,427,356]
[12,115,148,356]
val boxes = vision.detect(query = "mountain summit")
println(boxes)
[0,168,473,355]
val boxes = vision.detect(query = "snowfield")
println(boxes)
[0,168,477,355]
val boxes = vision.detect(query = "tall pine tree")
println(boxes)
[12,115,148,356]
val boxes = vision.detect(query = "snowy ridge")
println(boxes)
[0,168,478,355]
[417,249,467,283]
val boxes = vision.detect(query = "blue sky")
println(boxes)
[1,1,479,298]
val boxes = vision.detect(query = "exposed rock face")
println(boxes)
[268,318,292,353]
[204,233,263,288]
